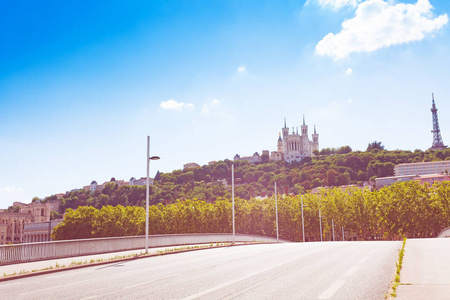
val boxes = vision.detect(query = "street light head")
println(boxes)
[149,156,160,161]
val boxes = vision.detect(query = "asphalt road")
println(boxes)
[0,241,401,300]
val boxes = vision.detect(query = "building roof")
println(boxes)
[183,162,200,169]
[396,160,450,167]
[375,175,418,181]
[417,173,450,179]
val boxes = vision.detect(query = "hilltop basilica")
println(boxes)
[233,117,319,164]
[269,117,319,163]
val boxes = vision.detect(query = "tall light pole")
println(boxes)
[275,182,279,243]
[232,163,235,244]
[319,208,323,242]
[146,136,160,254]
[332,219,335,242]
[301,196,306,243]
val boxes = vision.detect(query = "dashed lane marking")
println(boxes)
[318,280,346,299]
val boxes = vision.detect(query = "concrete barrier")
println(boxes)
[437,227,450,238]
[0,233,286,265]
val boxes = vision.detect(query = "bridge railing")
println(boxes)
[0,233,282,266]
[437,227,450,238]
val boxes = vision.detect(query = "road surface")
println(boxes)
[0,241,401,299]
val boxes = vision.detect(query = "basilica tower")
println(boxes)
[282,117,289,137]
[312,125,319,154]
[277,133,284,153]
[300,115,308,136]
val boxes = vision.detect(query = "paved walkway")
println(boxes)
[396,238,450,300]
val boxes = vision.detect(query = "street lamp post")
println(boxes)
[275,182,279,243]
[301,196,307,243]
[232,163,235,244]
[332,219,335,242]
[146,136,160,254]
[319,208,323,242]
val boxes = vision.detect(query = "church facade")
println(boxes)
[270,117,319,163]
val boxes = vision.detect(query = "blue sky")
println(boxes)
[1,0,450,207]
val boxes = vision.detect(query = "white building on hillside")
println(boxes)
[395,161,450,176]
[130,177,153,186]
[234,152,261,164]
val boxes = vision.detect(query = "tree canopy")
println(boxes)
[52,181,450,241]
[367,141,385,152]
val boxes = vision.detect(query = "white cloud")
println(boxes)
[315,0,448,59]
[0,186,23,193]
[202,99,221,115]
[345,67,353,75]
[237,65,246,73]
[306,0,361,10]
[160,99,194,111]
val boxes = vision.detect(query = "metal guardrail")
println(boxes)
[0,233,283,266]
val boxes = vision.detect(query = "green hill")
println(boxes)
[46,146,450,213]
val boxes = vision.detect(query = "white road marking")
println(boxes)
[318,279,345,299]
[20,278,98,296]
[122,273,176,290]
[358,255,369,264]
[181,269,268,300]
[81,273,179,299]
[319,252,370,298]
[181,255,307,300]
[343,265,359,277]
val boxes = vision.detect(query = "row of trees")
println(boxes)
[52,181,450,241]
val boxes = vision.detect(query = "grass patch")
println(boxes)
[390,237,407,298]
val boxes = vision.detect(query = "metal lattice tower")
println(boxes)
[430,93,447,151]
